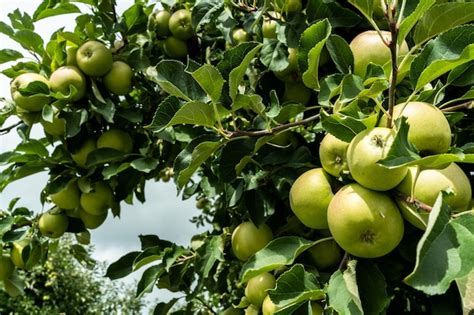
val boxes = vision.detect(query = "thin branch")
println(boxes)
[394,192,433,212]
[0,121,22,135]
[441,101,473,112]
[386,3,400,128]
[338,252,350,271]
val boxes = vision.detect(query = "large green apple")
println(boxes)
[232,28,250,45]
[328,183,404,258]
[76,40,113,77]
[10,240,29,269]
[262,19,277,39]
[97,128,133,153]
[231,221,273,261]
[0,256,14,281]
[262,295,279,315]
[154,10,171,37]
[38,209,69,239]
[350,30,409,78]
[308,239,342,270]
[103,61,133,95]
[163,36,188,58]
[78,207,107,229]
[49,66,87,101]
[289,168,334,229]
[282,82,311,105]
[71,138,96,168]
[10,73,50,112]
[168,9,193,40]
[274,48,299,82]
[380,102,451,155]
[319,133,349,178]
[396,163,472,229]
[80,181,114,216]
[41,111,66,137]
[49,179,80,210]
[245,272,276,307]
[347,127,407,191]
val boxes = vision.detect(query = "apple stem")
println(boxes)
[395,192,433,213]
[338,251,350,270]
[386,2,400,129]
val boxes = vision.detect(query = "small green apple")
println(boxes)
[80,181,114,216]
[41,111,66,137]
[103,61,133,95]
[282,82,312,105]
[38,209,69,239]
[319,133,349,178]
[163,36,188,58]
[49,179,80,210]
[274,0,303,13]
[168,9,193,40]
[154,10,171,37]
[308,239,342,270]
[76,40,113,77]
[245,272,276,307]
[262,295,280,315]
[10,73,50,112]
[262,19,277,39]
[232,28,250,45]
[97,128,133,153]
[0,256,14,281]
[78,207,107,229]
[274,48,299,82]
[10,240,29,269]
[71,138,96,168]
[49,66,87,101]
[231,221,273,261]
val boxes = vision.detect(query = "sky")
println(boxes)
[0,0,207,307]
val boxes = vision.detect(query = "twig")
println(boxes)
[338,252,349,270]
[394,192,433,212]
[0,121,22,135]
[441,101,473,112]
[386,2,400,129]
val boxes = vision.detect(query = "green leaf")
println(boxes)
[327,260,364,315]
[169,101,216,129]
[196,234,225,278]
[232,94,265,115]
[356,261,390,315]
[34,3,81,21]
[318,74,344,107]
[260,39,290,72]
[457,271,474,313]
[307,0,362,28]
[4,274,24,297]
[326,34,353,74]
[136,265,163,298]
[217,42,261,79]
[191,64,224,104]
[122,3,148,33]
[218,138,256,182]
[413,3,474,45]
[14,30,44,55]
[320,109,369,143]
[240,236,315,283]
[229,43,262,101]
[85,148,127,167]
[15,140,48,157]
[146,96,181,133]
[404,195,474,295]
[0,49,23,64]
[191,0,224,31]
[348,0,374,20]
[106,251,141,280]
[130,158,158,173]
[398,0,436,45]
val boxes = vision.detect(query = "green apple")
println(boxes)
[232,28,250,45]
[222,306,243,315]
[319,133,349,178]
[10,73,50,112]
[97,128,133,153]
[328,183,404,258]
[245,272,276,307]
[262,295,280,315]
[163,36,188,58]
[274,48,299,82]
[0,256,14,281]
[103,61,133,95]
[41,111,66,137]
[71,138,96,168]
[262,19,277,39]
[78,207,107,229]
[66,46,78,66]
[308,239,343,270]
[76,40,113,77]
[49,179,80,210]
[38,209,69,239]
[50,66,87,101]
[289,168,334,229]
[10,240,28,269]
[268,131,297,148]
[154,10,171,37]
[396,163,472,229]
[16,107,41,126]
[347,127,407,191]
[80,181,114,216]
[274,0,303,13]
[282,82,312,105]
[381,102,451,155]
[231,221,273,261]
[350,30,409,78]
[168,9,193,40]
[245,305,260,315]
[311,302,324,314]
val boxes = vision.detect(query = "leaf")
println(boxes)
[398,0,436,45]
[85,148,127,167]
[106,251,141,280]
[4,274,24,297]
[326,34,353,74]
[232,94,265,115]
[356,261,390,315]
[191,64,224,104]
[413,2,474,45]
[320,110,368,143]
[218,138,257,182]
[146,96,181,133]
[191,0,224,31]
[14,30,44,55]
[217,42,262,79]
[457,271,474,313]
[404,195,474,295]
[34,3,81,21]
[15,140,48,157]
[348,0,374,20]
[229,43,262,101]
[136,265,163,298]
[196,234,225,278]
[240,236,316,283]
[307,0,362,28]
[327,260,364,315]
[0,49,23,64]
[260,39,290,72]
[130,158,158,173]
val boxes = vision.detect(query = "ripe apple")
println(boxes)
[103,61,133,95]
[396,163,472,229]
[274,48,299,82]
[49,179,80,210]
[311,302,324,314]
[231,221,273,261]
[41,111,66,137]
[274,0,303,13]
[232,28,250,45]
[10,240,29,269]
[76,40,113,77]
[245,272,276,307]
[347,127,408,191]
[289,168,334,229]
[168,9,193,40]
[154,10,171,37]
[282,82,312,105]
[71,138,96,168]
[10,73,50,112]
[262,295,280,315]
[0,256,14,281]
[381,102,451,155]
[328,183,404,258]
[350,31,409,78]
[78,207,107,229]
[97,128,133,153]
[262,19,277,39]
[163,36,188,58]
[319,133,349,178]
[308,239,343,270]
[49,66,87,102]
[80,181,114,216]
[245,305,260,315]
[38,209,69,239]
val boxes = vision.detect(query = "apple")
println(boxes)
[168,9,193,40]
[97,128,133,153]
[80,181,114,216]
[274,0,303,13]
[381,102,451,155]
[311,302,324,315]
[0,256,14,281]
[282,82,312,105]
[232,28,250,45]
[289,168,334,229]
[308,239,343,270]
[163,36,188,58]
[268,131,297,148]
[396,163,472,229]
[262,295,280,315]
[49,179,80,210]
[76,40,113,77]
[103,61,133,95]
[274,48,299,82]
[350,31,409,78]
[78,207,107,229]
[319,133,349,178]
[245,272,276,307]
[262,19,277,39]
[10,73,50,112]
[222,306,243,315]
[71,138,96,168]
[347,127,408,191]
[245,305,260,315]
[66,46,78,66]
[49,66,87,101]
[10,240,29,269]
[41,111,66,137]
[38,209,69,239]
[328,183,404,258]
[231,221,273,261]
[154,10,171,37]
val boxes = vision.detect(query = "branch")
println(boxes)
[394,192,433,212]
[386,2,399,129]
[0,121,22,135]
[338,252,350,271]
[441,101,473,112]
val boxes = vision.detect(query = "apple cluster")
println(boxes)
[151,9,193,58]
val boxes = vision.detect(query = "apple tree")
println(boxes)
[0,0,473,314]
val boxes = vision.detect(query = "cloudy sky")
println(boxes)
[0,0,206,307]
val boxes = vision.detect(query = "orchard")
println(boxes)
[0,0,473,314]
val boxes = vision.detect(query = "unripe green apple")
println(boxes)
[0,256,14,281]
[50,66,87,101]
[282,82,312,105]
[38,209,69,239]
[16,108,41,126]
[10,73,50,112]
[274,48,299,82]
[233,28,250,45]
[103,61,133,95]
[319,133,349,178]
[80,181,114,216]
[10,240,29,269]
[163,36,188,58]
[97,128,133,153]
[154,10,171,37]
[262,19,277,39]
[78,207,107,229]
[71,138,96,168]
[49,179,80,210]
[347,127,408,191]
[245,305,260,315]
[76,40,113,77]
[328,183,404,258]
[41,111,66,137]
[231,221,273,261]
[262,295,280,314]
[245,272,276,307]
[168,9,193,40]
[274,0,303,13]
[308,239,343,270]
[289,168,334,229]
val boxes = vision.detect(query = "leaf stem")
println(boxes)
[394,192,433,212]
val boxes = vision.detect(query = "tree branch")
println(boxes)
[441,101,473,112]
[386,3,399,129]
[0,121,22,135]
